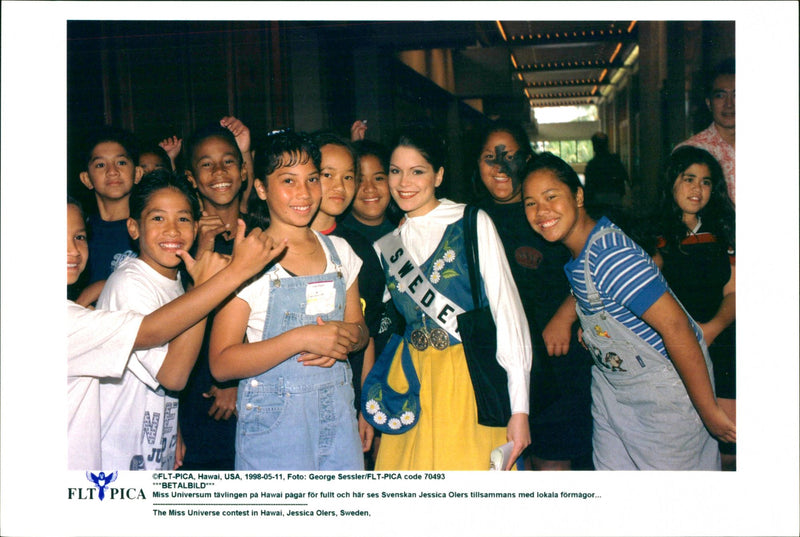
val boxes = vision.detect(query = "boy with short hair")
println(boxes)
[78,126,143,289]
[67,196,286,470]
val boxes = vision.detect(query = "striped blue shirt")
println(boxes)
[565,217,695,359]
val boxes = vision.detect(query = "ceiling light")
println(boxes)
[496,21,508,41]
[623,44,639,66]
[609,43,622,63]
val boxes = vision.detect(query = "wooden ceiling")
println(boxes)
[315,20,639,110]
[498,21,638,107]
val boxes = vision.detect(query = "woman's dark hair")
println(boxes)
[471,118,536,202]
[138,144,172,169]
[246,129,321,231]
[391,125,447,171]
[524,152,583,195]
[312,130,359,179]
[353,139,390,173]
[659,146,735,253]
[478,119,535,162]
[183,123,244,175]
[524,152,654,250]
[352,139,403,225]
[129,168,201,222]
[253,129,321,179]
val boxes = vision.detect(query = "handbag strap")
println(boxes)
[462,205,483,310]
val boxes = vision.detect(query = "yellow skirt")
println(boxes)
[374,341,508,471]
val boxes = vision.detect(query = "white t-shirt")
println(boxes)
[67,300,143,470]
[96,258,183,471]
[375,199,532,414]
[237,231,362,343]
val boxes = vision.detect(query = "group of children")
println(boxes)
[68,114,735,472]
[474,120,737,471]
[68,119,391,471]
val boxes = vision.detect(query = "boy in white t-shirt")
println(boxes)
[67,195,285,470]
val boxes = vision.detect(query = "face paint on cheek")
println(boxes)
[489,144,527,183]
[488,144,511,175]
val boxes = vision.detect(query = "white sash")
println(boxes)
[377,231,466,341]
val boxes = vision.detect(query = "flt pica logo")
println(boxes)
[87,471,117,500]
[67,471,146,501]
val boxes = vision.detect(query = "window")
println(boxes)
[534,140,594,164]
[533,105,598,124]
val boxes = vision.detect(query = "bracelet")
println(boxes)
[356,323,367,347]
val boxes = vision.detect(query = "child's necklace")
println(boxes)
[289,239,319,256]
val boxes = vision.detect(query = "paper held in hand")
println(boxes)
[489,441,515,471]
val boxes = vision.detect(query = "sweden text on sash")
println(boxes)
[378,233,466,340]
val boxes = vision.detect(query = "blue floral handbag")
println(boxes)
[361,334,420,434]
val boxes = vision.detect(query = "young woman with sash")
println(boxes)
[372,127,532,470]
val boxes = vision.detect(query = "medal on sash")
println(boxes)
[378,231,467,349]
[429,327,449,350]
[410,328,429,351]
[410,314,432,351]
[409,315,451,351]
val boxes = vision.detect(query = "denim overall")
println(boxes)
[578,228,720,470]
[235,233,363,471]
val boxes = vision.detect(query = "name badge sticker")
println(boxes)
[305,280,336,315]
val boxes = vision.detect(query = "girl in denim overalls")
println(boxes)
[522,153,735,470]
[209,131,369,470]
